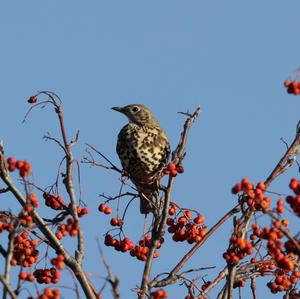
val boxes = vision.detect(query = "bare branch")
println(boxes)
[83,144,122,173]
[138,106,201,298]
[97,239,120,299]
[0,275,17,299]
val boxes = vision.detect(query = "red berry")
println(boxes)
[167,162,176,170]
[7,157,16,164]
[104,206,112,215]
[15,160,24,169]
[170,169,177,177]
[28,95,37,104]
[176,165,184,173]
[284,80,291,87]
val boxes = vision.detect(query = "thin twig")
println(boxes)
[96,239,120,299]
[84,144,122,173]
[2,231,15,299]
[0,275,17,299]
[138,107,201,298]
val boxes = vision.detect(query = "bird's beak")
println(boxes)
[111,107,123,112]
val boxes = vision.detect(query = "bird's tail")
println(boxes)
[132,171,164,214]
[139,191,157,214]
[137,180,161,214]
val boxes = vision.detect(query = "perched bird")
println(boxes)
[112,104,170,214]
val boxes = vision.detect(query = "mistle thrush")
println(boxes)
[112,104,170,214]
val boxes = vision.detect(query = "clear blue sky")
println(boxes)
[0,1,299,298]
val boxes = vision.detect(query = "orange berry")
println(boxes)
[194,215,205,224]
[15,160,24,169]
[231,183,242,194]
[168,206,176,215]
[27,273,35,281]
[256,181,266,191]
[277,198,284,206]
[104,206,112,215]
[284,80,291,87]
[55,232,63,240]
[277,206,284,214]
[56,261,64,270]
[19,271,27,280]
[170,169,177,177]
[98,203,106,212]
[184,210,192,219]
[176,165,184,173]
[241,178,251,187]
[289,178,298,190]
[167,162,176,170]
[110,217,121,226]
[69,229,78,237]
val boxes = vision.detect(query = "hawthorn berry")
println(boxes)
[43,193,65,210]
[11,233,39,267]
[167,205,207,244]
[98,203,112,215]
[51,254,65,270]
[150,288,168,299]
[27,95,37,104]
[110,217,123,226]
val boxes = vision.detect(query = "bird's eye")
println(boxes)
[131,106,140,113]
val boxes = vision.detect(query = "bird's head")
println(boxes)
[112,104,158,126]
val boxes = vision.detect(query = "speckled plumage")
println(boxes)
[112,104,170,214]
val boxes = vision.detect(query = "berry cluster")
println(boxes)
[104,235,134,253]
[19,271,35,281]
[18,206,34,226]
[34,288,60,299]
[284,80,300,95]
[28,193,40,208]
[166,205,206,244]
[232,179,270,212]
[163,162,184,177]
[233,280,246,288]
[267,270,300,294]
[43,193,65,210]
[276,198,284,214]
[33,268,61,284]
[27,95,38,104]
[18,194,40,226]
[7,157,31,177]
[286,178,300,216]
[0,221,15,234]
[10,232,39,267]
[250,220,299,294]
[223,236,253,265]
[51,254,65,270]
[98,203,112,215]
[150,289,168,299]
[76,206,89,217]
[110,217,124,226]
[55,218,80,239]
[252,223,295,271]
[130,235,163,261]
